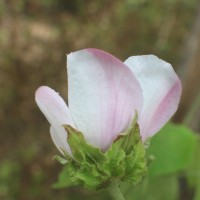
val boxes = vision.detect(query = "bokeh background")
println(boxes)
[0,0,200,199]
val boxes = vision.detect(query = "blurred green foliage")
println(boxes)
[0,0,199,199]
[122,176,179,200]
[147,123,196,177]
[0,160,21,199]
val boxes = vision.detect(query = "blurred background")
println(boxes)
[0,0,200,199]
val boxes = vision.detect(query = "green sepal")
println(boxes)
[64,125,106,166]
[52,165,73,189]
[54,116,147,190]
[53,155,68,165]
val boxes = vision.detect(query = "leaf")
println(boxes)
[121,175,179,200]
[185,135,200,200]
[147,123,196,177]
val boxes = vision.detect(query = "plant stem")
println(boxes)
[109,181,126,200]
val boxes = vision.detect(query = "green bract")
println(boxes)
[53,116,147,190]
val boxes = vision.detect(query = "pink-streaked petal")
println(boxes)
[67,48,143,150]
[35,86,75,154]
[125,55,182,140]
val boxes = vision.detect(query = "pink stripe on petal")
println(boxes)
[142,79,182,140]
[125,55,182,140]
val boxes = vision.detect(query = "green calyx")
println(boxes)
[53,115,147,190]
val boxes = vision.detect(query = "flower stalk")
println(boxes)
[109,181,126,200]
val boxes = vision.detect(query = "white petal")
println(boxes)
[125,55,182,140]
[50,126,71,155]
[35,86,75,154]
[67,48,143,150]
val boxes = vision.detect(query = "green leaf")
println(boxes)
[185,135,200,200]
[147,123,196,177]
[121,175,179,200]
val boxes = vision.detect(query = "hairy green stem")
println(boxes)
[109,181,126,200]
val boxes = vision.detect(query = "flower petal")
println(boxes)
[35,86,75,154]
[125,55,182,140]
[67,48,143,150]
[50,126,71,155]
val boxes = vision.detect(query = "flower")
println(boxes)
[35,48,182,155]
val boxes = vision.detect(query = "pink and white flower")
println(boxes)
[35,48,182,154]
